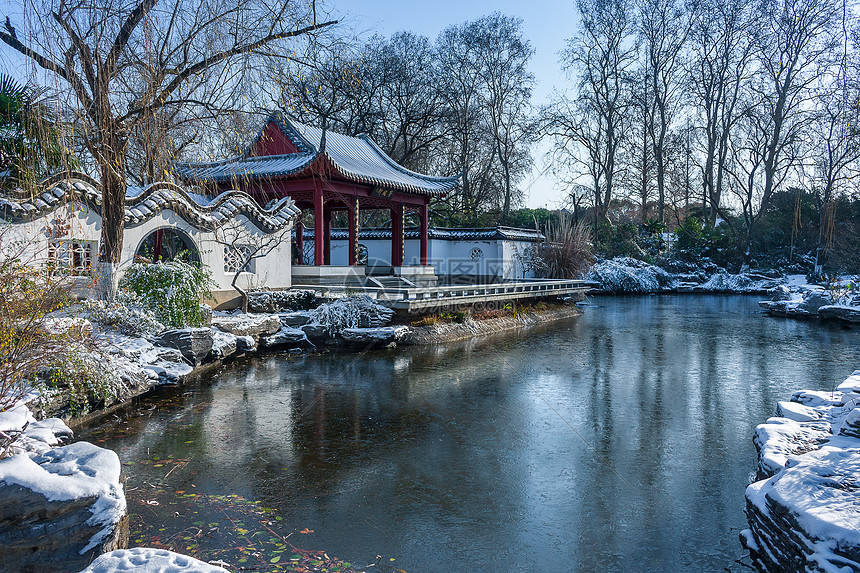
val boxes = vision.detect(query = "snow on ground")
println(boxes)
[80,548,228,573]
[742,370,860,571]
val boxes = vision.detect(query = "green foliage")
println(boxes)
[671,217,738,267]
[0,74,74,192]
[505,208,560,230]
[594,222,644,259]
[119,261,214,328]
[43,346,121,416]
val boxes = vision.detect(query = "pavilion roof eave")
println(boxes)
[172,113,460,197]
[174,152,456,198]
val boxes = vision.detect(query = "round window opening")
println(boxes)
[470,247,484,261]
[135,228,200,264]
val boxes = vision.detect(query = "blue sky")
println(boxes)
[0,0,580,208]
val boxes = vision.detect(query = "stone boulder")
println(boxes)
[818,305,860,323]
[151,328,214,366]
[742,446,860,572]
[301,323,330,341]
[211,314,281,337]
[235,335,257,353]
[260,327,309,349]
[209,329,237,361]
[341,326,411,347]
[796,290,833,314]
[0,442,128,573]
[279,311,313,327]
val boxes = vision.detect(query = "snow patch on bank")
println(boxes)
[80,547,228,573]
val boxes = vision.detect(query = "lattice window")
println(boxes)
[470,247,484,261]
[223,244,256,274]
[356,244,368,265]
[47,240,96,276]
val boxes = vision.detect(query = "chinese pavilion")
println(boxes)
[173,113,460,271]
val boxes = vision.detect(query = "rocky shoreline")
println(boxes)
[585,256,786,294]
[741,371,860,571]
[759,284,860,324]
[403,303,582,344]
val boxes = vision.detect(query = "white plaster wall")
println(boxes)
[3,206,293,297]
[321,235,539,283]
[1,203,102,265]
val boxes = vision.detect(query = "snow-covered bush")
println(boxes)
[119,261,214,328]
[80,293,164,337]
[585,257,677,293]
[308,295,395,336]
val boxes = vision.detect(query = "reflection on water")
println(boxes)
[80,295,860,572]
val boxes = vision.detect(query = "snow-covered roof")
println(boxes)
[0,172,300,234]
[172,113,460,197]
[296,226,545,242]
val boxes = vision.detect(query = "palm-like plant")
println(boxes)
[0,74,72,193]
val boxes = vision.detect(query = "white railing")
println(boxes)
[293,279,593,310]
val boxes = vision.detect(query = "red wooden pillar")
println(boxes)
[313,182,324,266]
[295,218,304,265]
[153,229,164,262]
[348,197,360,266]
[391,203,404,267]
[323,208,332,266]
[419,202,429,266]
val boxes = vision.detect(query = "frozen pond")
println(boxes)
[80,295,860,572]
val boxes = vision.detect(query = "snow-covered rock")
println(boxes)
[699,271,782,293]
[150,328,214,366]
[341,326,411,347]
[742,374,860,571]
[259,326,309,349]
[209,329,238,360]
[278,310,313,327]
[818,304,860,323]
[211,313,281,337]
[81,548,229,573]
[0,404,127,572]
[247,289,317,313]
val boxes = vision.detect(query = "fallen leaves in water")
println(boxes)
[127,488,392,572]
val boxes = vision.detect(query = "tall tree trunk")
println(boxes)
[96,125,128,300]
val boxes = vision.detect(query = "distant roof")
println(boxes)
[296,226,545,243]
[0,173,299,233]
[172,113,459,197]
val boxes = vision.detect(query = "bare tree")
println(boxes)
[636,0,693,223]
[1,0,336,297]
[689,0,755,224]
[474,13,535,221]
[729,0,838,262]
[811,15,860,272]
[213,216,294,313]
[544,0,637,226]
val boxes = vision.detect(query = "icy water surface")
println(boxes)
[80,295,860,572]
